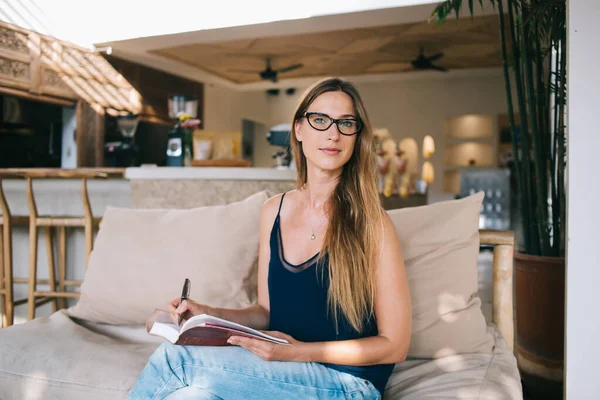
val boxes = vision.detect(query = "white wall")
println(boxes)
[207,71,509,199]
[204,84,282,167]
[565,0,600,397]
[60,107,77,168]
[203,84,271,132]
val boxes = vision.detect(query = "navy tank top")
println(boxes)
[268,193,394,396]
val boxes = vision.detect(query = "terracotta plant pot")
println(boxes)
[515,252,565,383]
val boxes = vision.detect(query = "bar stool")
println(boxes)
[0,171,27,328]
[9,169,107,320]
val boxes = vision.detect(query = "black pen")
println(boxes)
[178,278,191,326]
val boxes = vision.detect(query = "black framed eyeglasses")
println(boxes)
[303,112,361,136]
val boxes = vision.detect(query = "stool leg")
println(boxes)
[84,221,93,269]
[58,226,66,310]
[0,178,14,327]
[45,227,58,312]
[0,225,6,328]
[4,221,14,326]
[27,221,37,320]
[26,177,38,321]
[82,178,93,269]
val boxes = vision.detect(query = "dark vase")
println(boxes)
[515,252,565,398]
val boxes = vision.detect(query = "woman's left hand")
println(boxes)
[227,331,308,362]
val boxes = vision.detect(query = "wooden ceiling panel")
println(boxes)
[150,15,501,84]
[371,24,415,36]
[213,38,257,51]
[444,43,500,58]
[378,40,446,58]
[286,29,372,52]
[366,62,413,73]
[337,35,397,54]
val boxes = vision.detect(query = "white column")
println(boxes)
[566,0,600,398]
[61,106,77,168]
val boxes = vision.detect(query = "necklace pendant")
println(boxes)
[311,234,316,240]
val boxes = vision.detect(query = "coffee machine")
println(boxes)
[166,95,198,167]
[104,114,139,167]
[266,124,293,169]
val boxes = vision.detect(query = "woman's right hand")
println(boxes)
[167,297,212,325]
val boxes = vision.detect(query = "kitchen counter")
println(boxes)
[126,167,296,208]
[0,168,125,179]
[125,167,296,181]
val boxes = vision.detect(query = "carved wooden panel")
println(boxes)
[0,26,29,56]
[40,68,76,98]
[0,57,29,80]
[0,23,32,91]
[0,21,141,114]
[0,56,30,89]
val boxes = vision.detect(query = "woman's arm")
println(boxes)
[230,213,412,366]
[231,333,406,365]
[168,195,280,331]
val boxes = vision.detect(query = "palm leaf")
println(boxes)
[431,0,566,255]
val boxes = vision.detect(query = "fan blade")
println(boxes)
[276,63,303,73]
[431,64,449,72]
[427,52,444,62]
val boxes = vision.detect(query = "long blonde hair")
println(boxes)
[290,78,383,333]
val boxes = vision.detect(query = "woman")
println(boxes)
[129,78,412,400]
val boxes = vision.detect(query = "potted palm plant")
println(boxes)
[431,0,566,394]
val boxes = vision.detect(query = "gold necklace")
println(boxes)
[305,195,326,240]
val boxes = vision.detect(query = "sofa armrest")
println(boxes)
[479,229,515,352]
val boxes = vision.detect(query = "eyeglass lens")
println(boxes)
[306,113,359,135]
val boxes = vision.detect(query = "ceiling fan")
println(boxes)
[404,47,448,72]
[229,58,304,82]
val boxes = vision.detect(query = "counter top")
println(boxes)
[0,167,295,181]
[125,167,297,181]
[0,168,125,179]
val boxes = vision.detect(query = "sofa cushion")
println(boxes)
[68,191,268,325]
[382,325,522,399]
[0,311,157,400]
[388,192,494,358]
[0,312,520,400]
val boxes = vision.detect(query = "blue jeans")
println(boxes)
[128,343,381,400]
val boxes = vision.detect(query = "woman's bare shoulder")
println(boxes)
[261,190,300,220]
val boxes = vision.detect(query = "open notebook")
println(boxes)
[148,311,289,346]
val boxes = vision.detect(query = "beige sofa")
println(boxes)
[0,191,522,400]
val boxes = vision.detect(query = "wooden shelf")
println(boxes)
[443,114,498,194]
[445,142,494,167]
[445,137,493,144]
[444,165,495,171]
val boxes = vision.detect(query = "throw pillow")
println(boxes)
[387,192,494,358]
[68,191,269,325]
